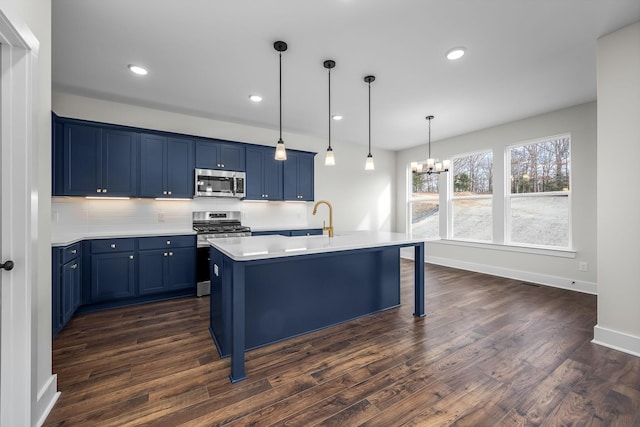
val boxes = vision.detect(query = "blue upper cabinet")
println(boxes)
[140,134,194,198]
[245,146,283,200]
[284,151,315,201]
[62,123,138,197]
[195,139,246,171]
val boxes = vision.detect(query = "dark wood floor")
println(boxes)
[45,261,640,426]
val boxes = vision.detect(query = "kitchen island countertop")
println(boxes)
[207,231,424,261]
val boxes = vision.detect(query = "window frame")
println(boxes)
[407,164,441,240]
[448,149,494,243]
[505,133,572,250]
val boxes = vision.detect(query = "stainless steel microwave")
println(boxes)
[194,168,246,198]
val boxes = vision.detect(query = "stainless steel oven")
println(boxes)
[193,211,251,296]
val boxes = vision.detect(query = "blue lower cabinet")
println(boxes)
[138,235,196,295]
[138,247,195,295]
[138,249,167,295]
[52,242,82,337]
[91,251,136,301]
[167,247,196,291]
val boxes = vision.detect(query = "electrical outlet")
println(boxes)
[158,212,165,222]
[579,262,588,272]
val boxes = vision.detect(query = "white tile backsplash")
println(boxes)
[51,197,310,237]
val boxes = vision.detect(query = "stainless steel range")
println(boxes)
[193,211,251,296]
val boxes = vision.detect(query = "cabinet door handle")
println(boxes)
[103,189,107,193]
[169,252,173,256]
[168,191,172,195]
[163,191,167,195]
[71,249,77,254]
[166,240,171,245]
[164,252,168,257]
[97,189,101,193]
[129,255,134,260]
[111,244,116,249]
[71,264,78,269]
[221,164,224,168]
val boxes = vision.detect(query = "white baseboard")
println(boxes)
[592,325,640,357]
[36,374,60,427]
[401,251,597,295]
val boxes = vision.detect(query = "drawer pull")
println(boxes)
[129,255,134,260]
[111,244,116,249]
[71,264,78,269]
[166,240,171,245]
[71,249,77,254]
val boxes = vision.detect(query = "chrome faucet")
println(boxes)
[312,200,334,237]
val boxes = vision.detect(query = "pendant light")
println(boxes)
[274,41,288,161]
[324,60,336,166]
[423,115,450,174]
[364,75,375,171]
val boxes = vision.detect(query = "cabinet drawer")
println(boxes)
[138,235,195,250]
[61,242,81,264]
[91,238,135,253]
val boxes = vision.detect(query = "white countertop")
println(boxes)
[208,231,424,261]
[52,229,196,247]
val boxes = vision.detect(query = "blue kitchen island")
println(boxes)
[208,231,425,383]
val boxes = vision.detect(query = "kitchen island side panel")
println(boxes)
[209,246,401,358]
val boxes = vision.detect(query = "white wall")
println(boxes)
[0,0,54,424]
[396,102,598,294]
[595,21,640,356]
[51,92,396,235]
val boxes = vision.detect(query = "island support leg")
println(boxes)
[413,242,425,318]
[230,262,247,383]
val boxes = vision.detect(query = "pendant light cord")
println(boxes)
[328,67,331,149]
[428,116,431,158]
[279,51,282,142]
[368,80,371,156]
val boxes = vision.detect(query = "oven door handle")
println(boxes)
[232,178,237,196]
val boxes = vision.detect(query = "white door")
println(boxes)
[0,7,39,426]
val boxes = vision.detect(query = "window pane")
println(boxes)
[412,172,439,198]
[453,152,493,196]
[452,198,492,241]
[510,136,570,194]
[510,196,569,247]
[410,200,439,238]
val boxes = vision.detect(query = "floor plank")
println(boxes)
[45,261,640,426]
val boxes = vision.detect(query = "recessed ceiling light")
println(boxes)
[128,64,148,75]
[249,95,263,102]
[446,47,466,60]
[332,115,343,121]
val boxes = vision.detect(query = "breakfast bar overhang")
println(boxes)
[208,232,425,383]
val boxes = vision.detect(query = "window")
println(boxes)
[451,151,493,241]
[409,165,440,239]
[507,135,570,248]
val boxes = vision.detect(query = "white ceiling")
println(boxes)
[52,0,640,151]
